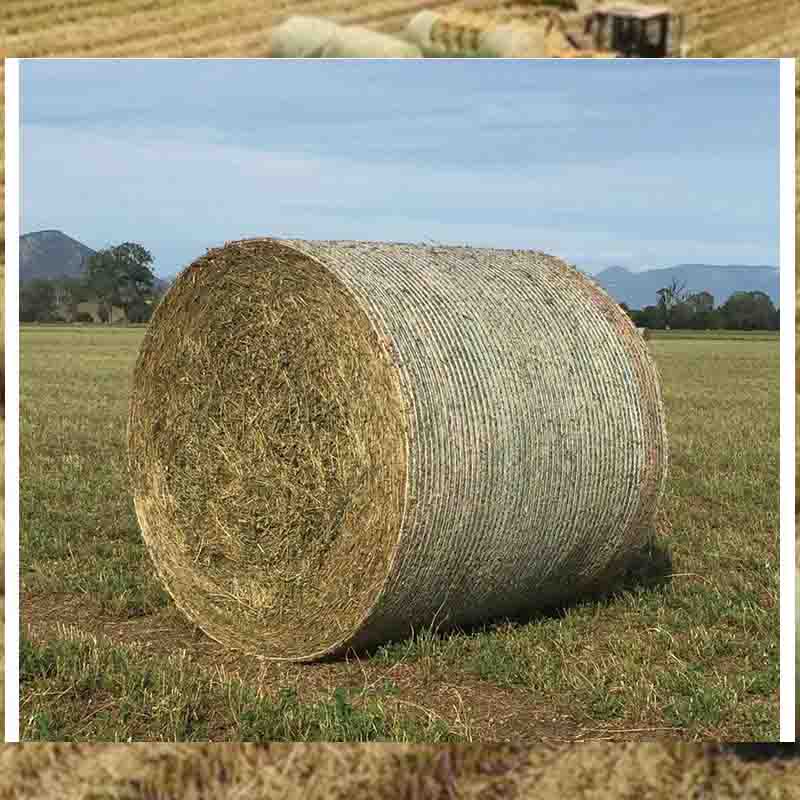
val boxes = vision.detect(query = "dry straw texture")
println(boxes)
[2,744,800,800]
[128,238,668,661]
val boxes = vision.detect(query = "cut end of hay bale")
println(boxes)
[129,240,408,659]
[129,238,668,661]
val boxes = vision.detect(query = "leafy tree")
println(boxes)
[656,278,687,330]
[20,280,56,322]
[636,304,663,329]
[85,242,156,323]
[695,308,724,330]
[126,299,154,324]
[84,250,118,319]
[685,291,714,315]
[720,291,777,330]
[669,301,694,329]
[52,277,90,321]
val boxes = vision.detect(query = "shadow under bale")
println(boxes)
[716,744,800,761]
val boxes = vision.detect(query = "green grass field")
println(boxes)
[20,325,779,742]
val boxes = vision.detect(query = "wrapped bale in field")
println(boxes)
[320,26,422,58]
[271,16,421,58]
[269,16,339,57]
[406,10,547,57]
[128,238,668,661]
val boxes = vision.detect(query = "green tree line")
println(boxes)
[21,249,779,332]
[21,241,160,324]
[622,279,779,331]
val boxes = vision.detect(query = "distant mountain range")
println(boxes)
[20,230,778,309]
[592,264,779,309]
[20,230,95,282]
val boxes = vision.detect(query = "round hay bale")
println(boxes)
[128,238,668,661]
[269,16,338,57]
[405,10,546,57]
[320,26,422,58]
[271,16,421,58]
[479,24,546,57]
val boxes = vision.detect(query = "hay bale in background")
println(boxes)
[481,24,546,57]
[270,16,421,58]
[405,10,547,57]
[320,26,422,58]
[128,238,668,661]
[269,16,339,57]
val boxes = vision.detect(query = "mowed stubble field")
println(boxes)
[4,0,799,57]
[21,325,778,742]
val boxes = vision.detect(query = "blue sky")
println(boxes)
[21,59,780,278]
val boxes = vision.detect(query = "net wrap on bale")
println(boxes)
[128,238,668,661]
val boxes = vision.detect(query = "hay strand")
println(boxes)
[128,238,668,660]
